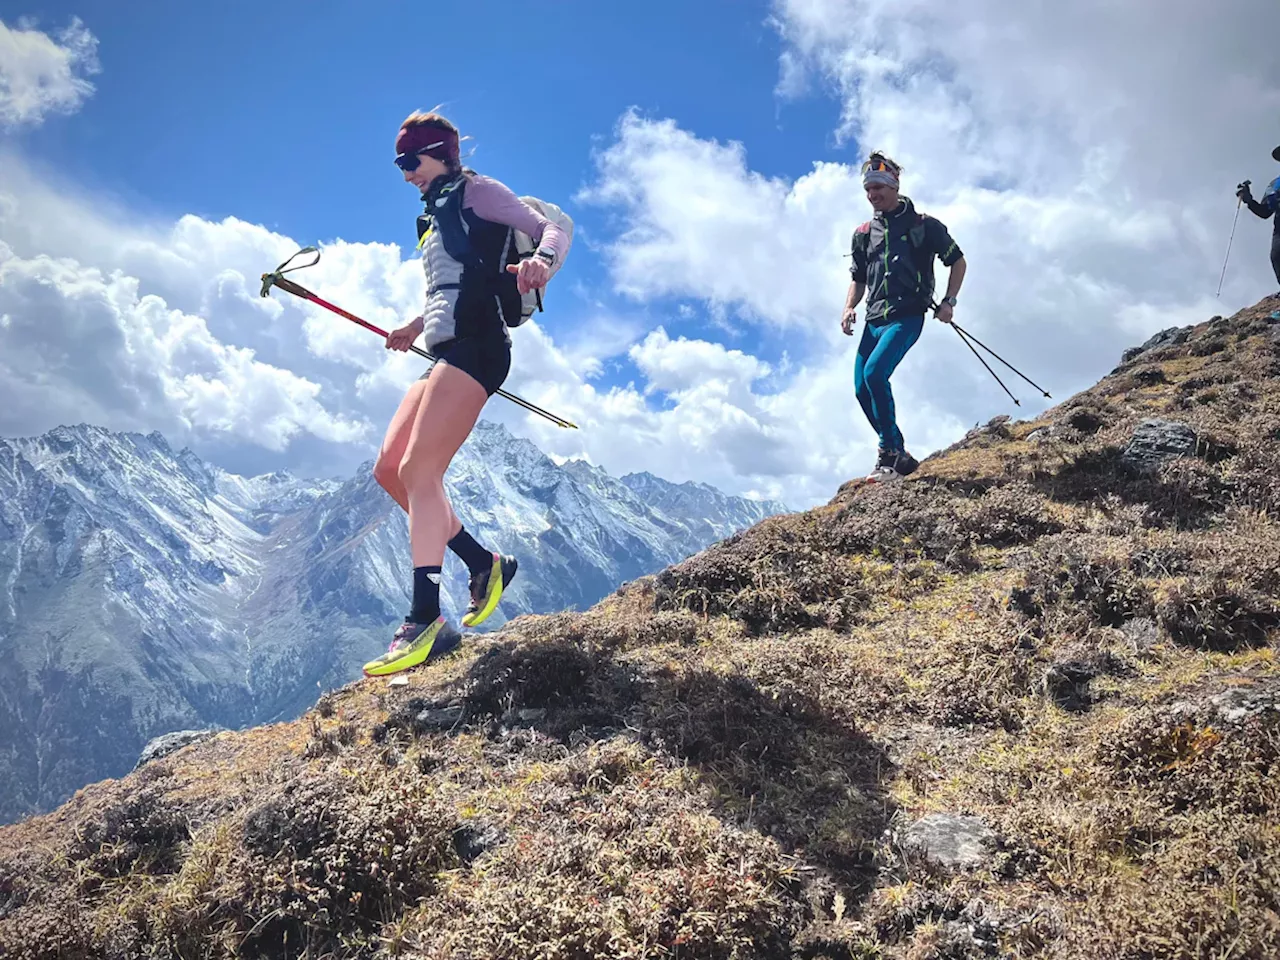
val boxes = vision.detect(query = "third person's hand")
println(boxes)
[934,302,955,325]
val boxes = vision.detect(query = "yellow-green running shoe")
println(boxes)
[461,553,518,628]
[362,617,462,678]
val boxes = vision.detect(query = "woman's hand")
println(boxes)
[507,257,551,295]
[386,316,424,352]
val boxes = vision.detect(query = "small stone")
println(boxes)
[135,729,219,770]
[387,676,410,687]
[1122,419,1198,471]
[516,708,547,723]
[904,813,996,870]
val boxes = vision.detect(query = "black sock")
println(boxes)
[448,527,493,576]
[408,565,442,624]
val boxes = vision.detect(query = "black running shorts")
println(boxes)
[421,336,512,397]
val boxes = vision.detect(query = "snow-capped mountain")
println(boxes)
[0,422,786,823]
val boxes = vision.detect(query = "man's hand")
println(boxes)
[934,301,955,325]
[841,306,857,336]
[1237,180,1253,202]
[386,316,424,351]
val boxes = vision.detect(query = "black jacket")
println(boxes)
[850,197,963,324]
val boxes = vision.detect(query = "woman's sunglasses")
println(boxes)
[394,142,446,172]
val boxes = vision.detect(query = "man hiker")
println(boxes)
[1235,144,1280,291]
[842,152,967,481]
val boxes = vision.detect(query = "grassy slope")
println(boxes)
[2,298,1279,959]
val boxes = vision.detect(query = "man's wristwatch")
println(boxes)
[941,296,958,307]
[534,249,556,267]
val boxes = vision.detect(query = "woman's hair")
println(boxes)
[400,109,458,136]
[399,108,473,174]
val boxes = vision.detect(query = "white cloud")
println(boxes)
[0,244,367,451]
[8,0,1277,509]
[0,17,99,128]
[559,0,1280,508]
[629,328,770,397]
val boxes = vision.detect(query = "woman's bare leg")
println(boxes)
[398,362,487,568]
[374,378,464,537]
[373,381,426,513]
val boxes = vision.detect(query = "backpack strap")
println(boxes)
[908,211,928,250]
[906,212,936,305]
[417,175,479,267]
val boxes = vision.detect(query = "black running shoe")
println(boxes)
[893,450,919,477]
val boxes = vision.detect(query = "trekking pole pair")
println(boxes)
[932,302,1051,408]
[260,247,578,430]
[1216,180,1250,298]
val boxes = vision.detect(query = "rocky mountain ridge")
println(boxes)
[0,420,784,823]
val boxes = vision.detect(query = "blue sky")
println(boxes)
[3,2,1279,506]
[7,0,846,377]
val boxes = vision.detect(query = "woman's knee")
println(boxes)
[397,448,447,490]
[373,450,400,489]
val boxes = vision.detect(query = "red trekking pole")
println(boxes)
[260,247,578,430]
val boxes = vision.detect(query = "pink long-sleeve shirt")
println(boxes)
[417,173,570,348]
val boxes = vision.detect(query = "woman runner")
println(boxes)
[362,110,570,677]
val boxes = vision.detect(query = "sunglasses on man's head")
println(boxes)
[394,142,446,171]
[861,157,899,176]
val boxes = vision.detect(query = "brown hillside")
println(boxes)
[2,297,1279,959]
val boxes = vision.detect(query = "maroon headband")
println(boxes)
[395,124,460,166]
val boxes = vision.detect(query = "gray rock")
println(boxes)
[416,704,464,731]
[1122,419,1197,471]
[135,729,219,769]
[904,813,996,870]
[1161,679,1279,732]
[1025,427,1054,444]
[1121,326,1192,364]
[962,415,1012,444]
[1208,680,1280,724]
